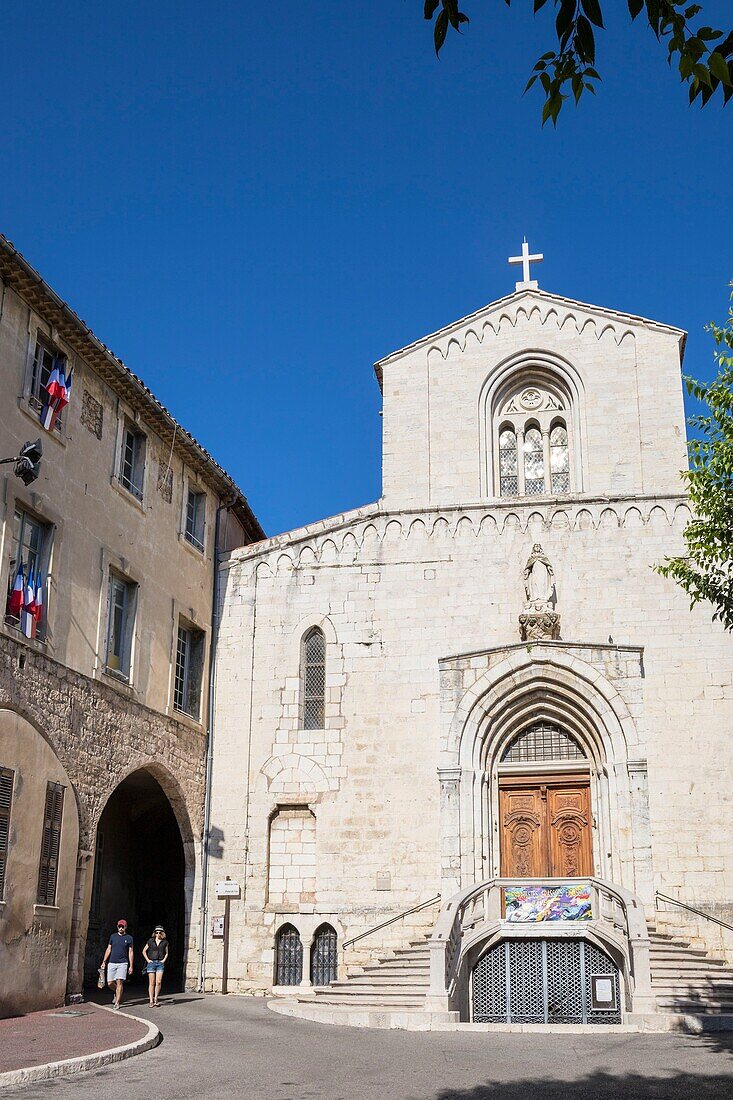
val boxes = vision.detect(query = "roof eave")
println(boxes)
[0,234,265,542]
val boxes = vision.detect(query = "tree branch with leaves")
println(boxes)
[424,1,733,124]
[656,287,733,632]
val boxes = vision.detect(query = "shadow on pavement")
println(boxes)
[436,1033,733,1100]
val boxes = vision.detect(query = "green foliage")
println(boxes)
[656,286,733,632]
[424,1,733,125]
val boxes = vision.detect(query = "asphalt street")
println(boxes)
[13,994,733,1100]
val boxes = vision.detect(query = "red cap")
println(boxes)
[117,919,127,928]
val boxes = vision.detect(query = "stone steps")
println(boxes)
[649,924,733,1016]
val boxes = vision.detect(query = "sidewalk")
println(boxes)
[0,1001,159,1088]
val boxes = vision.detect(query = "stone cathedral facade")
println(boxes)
[206,278,733,1024]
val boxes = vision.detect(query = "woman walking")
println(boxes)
[143,925,169,1006]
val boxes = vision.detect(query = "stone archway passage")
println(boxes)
[84,770,186,992]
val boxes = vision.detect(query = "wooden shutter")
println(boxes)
[37,782,65,906]
[0,768,14,900]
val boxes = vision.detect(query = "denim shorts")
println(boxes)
[146,961,165,974]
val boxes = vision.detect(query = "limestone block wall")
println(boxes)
[207,495,733,991]
[379,292,687,510]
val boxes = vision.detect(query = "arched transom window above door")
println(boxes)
[501,722,587,764]
[493,380,574,498]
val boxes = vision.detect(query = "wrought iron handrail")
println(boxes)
[343,894,441,949]
[655,891,733,933]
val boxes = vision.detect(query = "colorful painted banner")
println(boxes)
[504,883,592,922]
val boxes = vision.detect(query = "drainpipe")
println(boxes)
[197,499,227,992]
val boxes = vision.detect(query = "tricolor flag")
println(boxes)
[40,357,73,432]
[21,567,37,638]
[8,561,24,618]
[34,571,44,629]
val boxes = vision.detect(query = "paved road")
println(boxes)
[14,994,733,1100]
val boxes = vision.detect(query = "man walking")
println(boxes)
[101,919,134,1010]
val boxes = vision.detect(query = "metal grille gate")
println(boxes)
[472,939,621,1024]
[311,924,338,986]
[275,924,303,986]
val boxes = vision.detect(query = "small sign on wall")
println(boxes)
[590,974,617,1011]
[211,916,225,938]
[376,871,391,891]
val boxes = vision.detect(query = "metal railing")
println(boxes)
[343,894,441,949]
[655,891,733,933]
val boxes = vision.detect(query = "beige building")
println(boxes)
[205,272,733,1027]
[0,235,263,1017]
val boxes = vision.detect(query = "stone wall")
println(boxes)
[206,495,733,991]
[0,631,206,1008]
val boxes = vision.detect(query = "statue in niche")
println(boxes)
[519,543,561,642]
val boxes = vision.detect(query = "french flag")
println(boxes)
[21,568,37,638]
[8,561,24,618]
[40,358,72,432]
[34,572,44,629]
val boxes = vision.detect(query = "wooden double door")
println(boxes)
[499,775,593,879]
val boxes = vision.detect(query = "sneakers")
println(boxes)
[112,1002,120,1011]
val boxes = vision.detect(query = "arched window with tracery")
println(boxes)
[301,627,325,730]
[490,375,577,498]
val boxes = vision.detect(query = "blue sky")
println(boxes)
[3,1,731,535]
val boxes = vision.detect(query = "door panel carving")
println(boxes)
[499,777,593,878]
[499,788,544,877]
[548,787,592,877]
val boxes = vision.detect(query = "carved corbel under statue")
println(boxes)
[519,543,561,641]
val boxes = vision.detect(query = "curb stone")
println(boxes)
[0,1005,160,1089]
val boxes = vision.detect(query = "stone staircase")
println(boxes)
[309,935,431,1011]
[270,922,733,1029]
[649,922,733,1016]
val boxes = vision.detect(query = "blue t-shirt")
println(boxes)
[108,932,133,963]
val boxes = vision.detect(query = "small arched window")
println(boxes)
[301,627,325,730]
[501,722,586,764]
[523,426,545,496]
[311,924,338,986]
[275,924,303,986]
[499,428,518,496]
[550,423,570,493]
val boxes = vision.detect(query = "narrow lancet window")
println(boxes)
[301,627,325,730]
[550,423,570,493]
[499,428,518,497]
[523,427,545,496]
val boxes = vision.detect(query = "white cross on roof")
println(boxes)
[508,238,543,291]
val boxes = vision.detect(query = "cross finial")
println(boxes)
[508,237,543,291]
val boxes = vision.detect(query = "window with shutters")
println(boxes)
[104,570,137,680]
[117,420,146,502]
[173,619,205,719]
[301,627,325,730]
[0,767,14,901]
[184,488,206,552]
[27,335,67,430]
[4,506,51,639]
[37,781,65,906]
